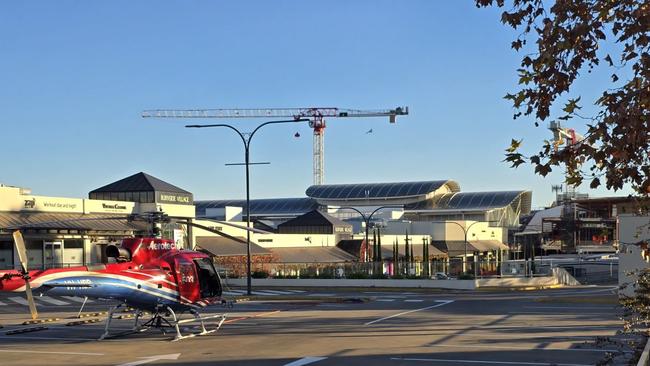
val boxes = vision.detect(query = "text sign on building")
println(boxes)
[20,196,84,213]
[156,191,193,205]
[84,199,136,214]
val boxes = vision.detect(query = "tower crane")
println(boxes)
[142,106,409,185]
[549,121,587,200]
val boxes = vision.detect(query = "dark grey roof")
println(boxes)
[195,198,319,217]
[195,236,271,257]
[0,213,148,231]
[431,240,506,257]
[269,247,357,263]
[336,239,363,259]
[90,172,191,194]
[278,210,352,229]
[305,180,460,200]
[432,240,481,257]
[406,191,532,212]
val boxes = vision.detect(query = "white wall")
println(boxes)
[191,218,337,248]
[618,214,650,297]
[383,220,504,242]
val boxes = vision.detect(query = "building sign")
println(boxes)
[102,203,127,210]
[84,199,135,214]
[157,191,193,205]
[334,226,353,233]
[19,196,83,213]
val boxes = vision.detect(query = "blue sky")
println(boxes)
[0,1,631,208]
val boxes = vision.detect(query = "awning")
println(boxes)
[269,247,357,263]
[0,212,148,232]
[195,236,271,257]
[432,241,480,257]
[469,240,508,251]
[379,244,447,259]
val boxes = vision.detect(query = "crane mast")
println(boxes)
[143,106,408,185]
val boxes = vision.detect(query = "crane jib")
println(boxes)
[142,106,408,119]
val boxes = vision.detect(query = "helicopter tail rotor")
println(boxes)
[12,230,38,320]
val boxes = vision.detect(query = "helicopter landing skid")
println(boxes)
[98,304,227,341]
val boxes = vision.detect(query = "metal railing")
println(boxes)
[216,258,508,280]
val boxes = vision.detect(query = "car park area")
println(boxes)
[0,286,625,366]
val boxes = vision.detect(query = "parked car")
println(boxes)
[434,272,451,280]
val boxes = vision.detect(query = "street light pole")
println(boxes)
[434,220,494,276]
[186,118,309,295]
[338,205,401,264]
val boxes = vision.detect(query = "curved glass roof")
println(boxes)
[306,180,460,200]
[406,191,531,211]
[196,197,319,216]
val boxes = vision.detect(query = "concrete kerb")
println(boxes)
[228,295,373,303]
[225,276,563,290]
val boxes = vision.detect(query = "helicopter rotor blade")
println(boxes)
[12,230,29,273]
[24,279,38,320]
[172,220,248,246]
[194,218,272,234]
[12,230,38,319]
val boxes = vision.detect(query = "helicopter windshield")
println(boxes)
[194,258,222,298]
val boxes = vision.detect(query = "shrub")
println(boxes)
[347,272,370,279]
[458,273,475,280]
[251,270,269,278]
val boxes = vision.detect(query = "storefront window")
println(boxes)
[0,241,13,270]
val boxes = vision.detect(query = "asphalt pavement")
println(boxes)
[0,286,627,366]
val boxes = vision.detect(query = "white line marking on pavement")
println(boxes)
[307,293,335,297]
[0,349,105,356]
[257,289,293,295]
[365,300,454,326]
[116,353,181,366]
[426,343,617,353]
[509,311,613,315]
[38,296,69,305]
[8,296,29,305]
[376,299,395,302]
[0,300,6,306]
[404,299,424,302]
[62,296,94,303]
[283,356,327,366]
[523,306,616,310]
[390,357,591,365]
[253,291,287,295]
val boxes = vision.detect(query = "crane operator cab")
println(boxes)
[194,258,223,298]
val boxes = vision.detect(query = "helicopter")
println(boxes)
[0,212,263,341]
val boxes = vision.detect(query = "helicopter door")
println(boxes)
[193,258,222,298]
[175,259,199,304]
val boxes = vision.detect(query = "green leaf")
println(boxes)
[505,139,522,153]
[562,97,582,114]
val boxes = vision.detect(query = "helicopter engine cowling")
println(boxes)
[106,244,131,262]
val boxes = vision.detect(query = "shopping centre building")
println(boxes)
[0,172,532,274]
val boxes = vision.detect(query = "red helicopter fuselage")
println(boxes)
[0,238,223,311]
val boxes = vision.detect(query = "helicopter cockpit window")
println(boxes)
[194,258,222,298]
